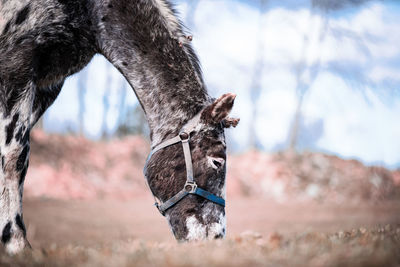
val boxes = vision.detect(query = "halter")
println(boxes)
[144,112,226,216]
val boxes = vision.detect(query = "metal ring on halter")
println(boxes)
[184,181,197,193]
[179,132,189,141]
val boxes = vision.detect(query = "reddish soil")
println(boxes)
[23,196,400,248]
[7,130,398,266]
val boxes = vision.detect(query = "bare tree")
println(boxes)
[248,0,268,150]
[287,7,329,152]
[116,79,128,130]
[77,67,88,136]
[101,63,112,139]
[116,102,149,137]
[287,0,373,152]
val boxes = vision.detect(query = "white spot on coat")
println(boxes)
[185,215,206,241]
[208,213,226,238]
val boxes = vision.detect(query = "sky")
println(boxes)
[44,0,400,169]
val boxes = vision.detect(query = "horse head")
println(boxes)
[145,93,239,241]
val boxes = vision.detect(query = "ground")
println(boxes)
[1,131,399,266]
[23,197,400,247]
[0,197,397,266]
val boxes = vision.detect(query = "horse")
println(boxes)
[0,0,239,253]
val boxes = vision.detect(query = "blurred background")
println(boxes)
[40,0,400,168]
[21,0,400,258]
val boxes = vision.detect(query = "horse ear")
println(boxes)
[222,117,240,128]
[201,93,238,125]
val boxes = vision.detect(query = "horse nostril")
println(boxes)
[208,156,225,169]
[214,233,223,239]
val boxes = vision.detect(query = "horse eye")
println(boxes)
[208,157,225,169]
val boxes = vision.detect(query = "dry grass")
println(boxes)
[13,131,400,266]
[1,225,399,267]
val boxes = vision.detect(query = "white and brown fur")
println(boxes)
[0,0,238,253]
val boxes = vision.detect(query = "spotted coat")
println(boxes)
[0,0,238,253]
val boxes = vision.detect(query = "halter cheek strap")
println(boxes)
[144,115,225,216]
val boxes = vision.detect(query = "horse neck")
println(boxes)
[95,0,211,146]
[140,70,209,146]
[132,46,210,146]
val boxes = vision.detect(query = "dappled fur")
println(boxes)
[0,0,237,252]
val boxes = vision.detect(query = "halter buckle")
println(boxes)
[179,132,190,142]
[184,181,197,193]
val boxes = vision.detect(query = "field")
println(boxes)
[1,197,399,266]
[0,131,398,266]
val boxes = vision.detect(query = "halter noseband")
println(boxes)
[144,112,226,216]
